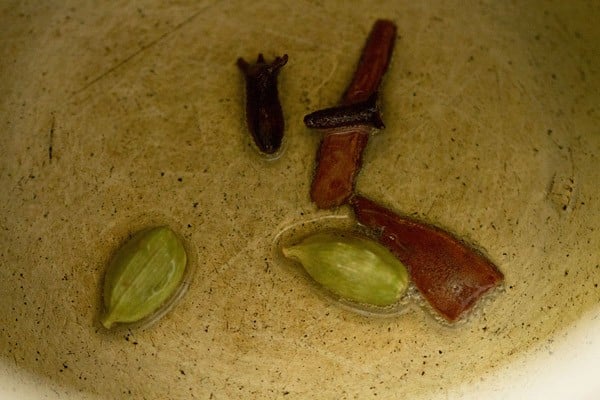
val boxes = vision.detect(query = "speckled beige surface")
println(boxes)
[1,1,599,399]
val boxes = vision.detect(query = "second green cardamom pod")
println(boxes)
[282,231,409,307]
[100,226,187,329]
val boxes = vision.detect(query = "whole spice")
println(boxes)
[306,20,397,208]
[341,20,397,105]
[351,195,503,322]
[310,127,370,209]
[237,53,288,155]
[100,226,187,329]
[303,93,384,129]
[282,231,409,307]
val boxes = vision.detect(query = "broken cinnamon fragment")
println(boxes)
[310,128,370,209]
[351,195,503,322]
[307,20,397,208]
[342,20,397,105]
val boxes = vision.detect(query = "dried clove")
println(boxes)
[304,93,384,130]
[237,53,288,155]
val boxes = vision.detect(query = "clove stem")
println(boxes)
[303,93,384,130]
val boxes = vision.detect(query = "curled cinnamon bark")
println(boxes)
[342,20,397,105]
[310,128,370,209]
[351,195,503,322]
[307,20,397,208]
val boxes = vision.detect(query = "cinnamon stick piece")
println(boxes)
[351,195,503,322]
[308,20,397,209]
[342,20,397,105]
[310,128,370,208]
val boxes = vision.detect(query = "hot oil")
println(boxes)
[2,2,598,399]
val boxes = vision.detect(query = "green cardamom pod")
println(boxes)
[282,232,409,307]
[100,226,187,329]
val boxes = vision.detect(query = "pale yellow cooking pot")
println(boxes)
[1,1,599,399]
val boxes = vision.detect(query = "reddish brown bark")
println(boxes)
[342,20,397,104]
[351,195,503,322]
[309,20,397,209]
[310,128,370,209]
